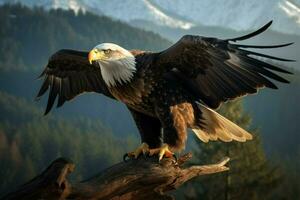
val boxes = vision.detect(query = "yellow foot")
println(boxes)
[125,142,149,159]
[149,143,174,161]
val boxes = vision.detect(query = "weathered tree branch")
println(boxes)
[2,153,229,200]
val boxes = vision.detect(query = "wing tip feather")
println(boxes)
[226,20,273,42]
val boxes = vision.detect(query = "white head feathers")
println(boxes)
[93,43,136,87]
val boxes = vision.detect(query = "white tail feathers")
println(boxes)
[192,104,253,143]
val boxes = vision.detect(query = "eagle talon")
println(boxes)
[123,153,130,162]
[149,143,174,162]
[172,154,177,162]
[142,151,149,158]
[124,143,150,161]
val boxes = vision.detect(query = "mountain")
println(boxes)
[0,3,170,72]
[1,0,300,35]
[153,0,300,35]
[2,1,299,70]
[0,0,195,29]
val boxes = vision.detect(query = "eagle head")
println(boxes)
[88,43,136,87]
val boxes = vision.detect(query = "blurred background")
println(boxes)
[0,0,299,199]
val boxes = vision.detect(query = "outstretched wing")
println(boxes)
[36,49,114,115]
[156,21,293,109]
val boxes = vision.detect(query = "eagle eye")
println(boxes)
[104,49,112,54]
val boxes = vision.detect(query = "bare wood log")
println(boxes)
[1,158,75,200]
[1,153,229,200]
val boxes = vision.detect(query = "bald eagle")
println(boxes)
[37,21,293,160]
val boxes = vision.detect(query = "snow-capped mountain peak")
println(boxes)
[142,0,194,29]
[0,0,85,13]
[279,0,300,24]
[0,0,194,29]
[82,0,195,30]
[152,0,300,34]
[51,0,85,13]
[1,0,300,35]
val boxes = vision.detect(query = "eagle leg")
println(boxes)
[149,143,174,162]
[125,142,150,160]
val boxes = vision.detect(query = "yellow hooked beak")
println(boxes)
[88,50,105,64]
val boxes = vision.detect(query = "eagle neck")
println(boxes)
[100,56,136,87]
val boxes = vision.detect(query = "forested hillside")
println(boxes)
[0,4,170,72]
[0,91,138,194]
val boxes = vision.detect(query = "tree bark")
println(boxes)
[1,153,229,200]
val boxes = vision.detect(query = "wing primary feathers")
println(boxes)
[44,76,58,115]
[231,42,294,49]
[226,21,273,42]
[36,49,114,115]
[242,56,292,74]
[238,55,290,83]
[57,79,65,108]
[37,68,47,79]
[36,76,50,100]
[156,21,292,109]
[238,49,296,62]
[222,61,264,91]
[57,95,65,108]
